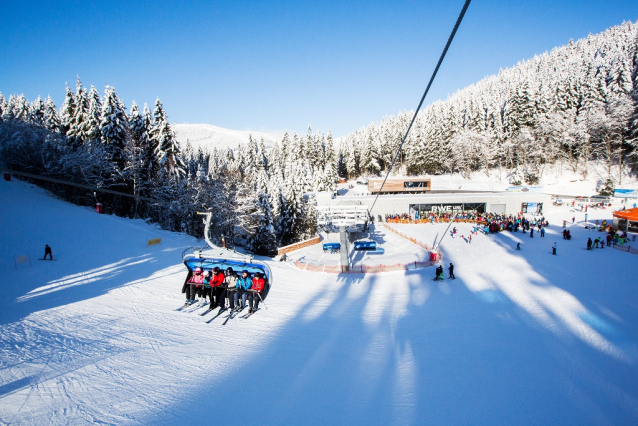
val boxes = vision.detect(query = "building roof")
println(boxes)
[612,207,638,220]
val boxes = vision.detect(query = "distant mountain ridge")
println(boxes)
[173,123,282,152]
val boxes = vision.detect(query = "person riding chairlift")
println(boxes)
[248,272,266,313]
[186,267,204,305]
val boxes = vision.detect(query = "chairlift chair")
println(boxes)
[182,212,272,300]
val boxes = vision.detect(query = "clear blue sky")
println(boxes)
[1,0,637,137]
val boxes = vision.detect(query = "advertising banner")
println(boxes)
[614,189,638,198]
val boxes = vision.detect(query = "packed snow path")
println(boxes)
[1,179,637,425]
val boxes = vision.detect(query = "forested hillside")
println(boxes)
[2,21,638,254]
[0,80,336,255]
[338,21,638,191]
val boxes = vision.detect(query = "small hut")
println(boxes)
[612,208,638,234]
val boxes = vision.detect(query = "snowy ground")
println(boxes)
[292,225,430,266]
[1,179,638,425]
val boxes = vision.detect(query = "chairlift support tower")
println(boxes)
[316,205,370,271]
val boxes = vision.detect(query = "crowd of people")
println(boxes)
[479,213,549,235]
[383,211,550,229]
[182,267,266,314]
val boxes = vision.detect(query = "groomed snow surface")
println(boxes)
[1,179,637,425]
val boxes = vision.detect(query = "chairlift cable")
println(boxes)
[369,0,471,213]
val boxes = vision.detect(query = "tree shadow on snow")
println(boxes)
[142,255,638,426]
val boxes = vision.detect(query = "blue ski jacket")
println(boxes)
[238,276,252,290]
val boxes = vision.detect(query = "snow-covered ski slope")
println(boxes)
[1,179,638,425]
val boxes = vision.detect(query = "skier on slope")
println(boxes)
[434,265,444,281]
[43,244,52,260]
[587,238,592,250]
[448,263,455,279]
[552,242,557,255]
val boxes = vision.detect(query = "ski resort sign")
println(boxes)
[410,203,486,215]
[147,238,162,247]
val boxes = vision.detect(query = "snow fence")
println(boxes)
[612,242,638,255]
[294,260,438,274]
[277,235,321,255]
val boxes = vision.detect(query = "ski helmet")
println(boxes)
[226,267,234,274]
[195,267,202,274]
[213,267,220,273]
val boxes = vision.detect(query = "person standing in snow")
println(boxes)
[552,242,557,255]
[587,238,592,250]
[516,242,521,250]
[435,265,444,281]
[43,244,52,260]
[530,228,534,238]
[540,227,545,237]
[448,263,455,279]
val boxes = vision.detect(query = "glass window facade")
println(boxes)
[521,202,543,214]
[403,181,429,188]
[409,203,486,217]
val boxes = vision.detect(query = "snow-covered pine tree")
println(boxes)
[60,85,76,136]
[67,77,88,147]
[84,85,102,144]
[0,93,6,120]
[246,169,277,255]
[100,86,130,176]
[149,98,184,182]
[43,96,61,133]
[30,96,46,126]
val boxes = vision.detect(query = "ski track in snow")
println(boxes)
[1,179,638,425]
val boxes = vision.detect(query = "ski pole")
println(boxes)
[256,291,268,310]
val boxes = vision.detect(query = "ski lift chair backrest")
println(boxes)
[183,257,271,283]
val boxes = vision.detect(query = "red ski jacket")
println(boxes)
[211,272,225,287]
[252,277,265,292]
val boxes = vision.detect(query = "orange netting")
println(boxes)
[383,218,487,225]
